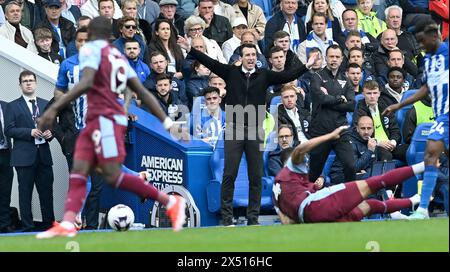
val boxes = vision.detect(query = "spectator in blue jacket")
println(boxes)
[329,116,378,184]
[124,38,150,83]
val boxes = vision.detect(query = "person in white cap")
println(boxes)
[222,16,248,62]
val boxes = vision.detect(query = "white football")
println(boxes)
[107,204,135,231]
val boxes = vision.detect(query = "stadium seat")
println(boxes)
[269,95,282,115]
[251,0,272,18]
[354,94,364,110]
[322,151,336,185]
[206,134,275,213]
[340,0,357,5]
[402,122,433,197]
[401,89,418,102]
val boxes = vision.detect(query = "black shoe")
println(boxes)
[0,226,15,233]
[221,219,234,226]
[247,219,260,226]
[82,226,97,230]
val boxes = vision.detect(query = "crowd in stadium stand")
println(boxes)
[0,0,448,231]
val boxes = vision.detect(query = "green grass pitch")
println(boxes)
[0,218,447,252]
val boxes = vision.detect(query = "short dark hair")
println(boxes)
[342,8,357,18]
[347,62,362,71]
[98,0,115,10]
[202,86,220,97]
[88,16,113,39]
[326,44,342,56]
[311,12,328,23]
[150,51,167,60]
[388,48,404,59]
[19,70,36,83]
[124,38,139,46]
[273,30,290,41]
[75,26,88,38]
[269,45,284,58]
[363,80,379,91]
[346,30,361,41]
[348,46,364,56]
[387,66,406,79]
[155,73,172,83]
[415,19,440,35]
[239,43,257,57]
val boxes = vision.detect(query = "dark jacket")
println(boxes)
[277,103,311,143]
[34,15,76,58]
[45,98,77,157]
[285,49,303,70]
[329,127,377,184]
[353,99,402,144]
[17,0,44,30]
[188,47,310,126]
[309,67,355,136]
[268,146,284,177]
[0,100,12,150]
[186,73,209,110]
[152,90,183,120]
[143,72,188,106]
[4,96,53,167]
[202,13,232,47]
[264,11,307,56]
[373,44,419,79]
[37,49,63,65]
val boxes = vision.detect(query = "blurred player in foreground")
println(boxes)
[383,19,449,220]
[36,16,187,238]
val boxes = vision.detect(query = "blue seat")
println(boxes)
[402,122,433,198]
[354,94,364,110]
[251,0,272,18]
[401,89,418,102]
[340,0,357,5]
[206,136,275,213]
[322,151,336,185]
[269,95,281,115]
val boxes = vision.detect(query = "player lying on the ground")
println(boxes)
[273,126,424,224]
[35,16,187,239]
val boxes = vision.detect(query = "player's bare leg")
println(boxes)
[100,162,186,231]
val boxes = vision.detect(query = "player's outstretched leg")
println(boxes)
[105,163,186,232]
[36,173,88,239]
[364,162,425,196]
[409,141,445,220]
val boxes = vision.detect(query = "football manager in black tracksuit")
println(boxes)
[178,37,319,226]
[309,45,356,183]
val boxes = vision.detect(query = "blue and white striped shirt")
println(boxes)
[56,53,87,130]
[423,41,449,117]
